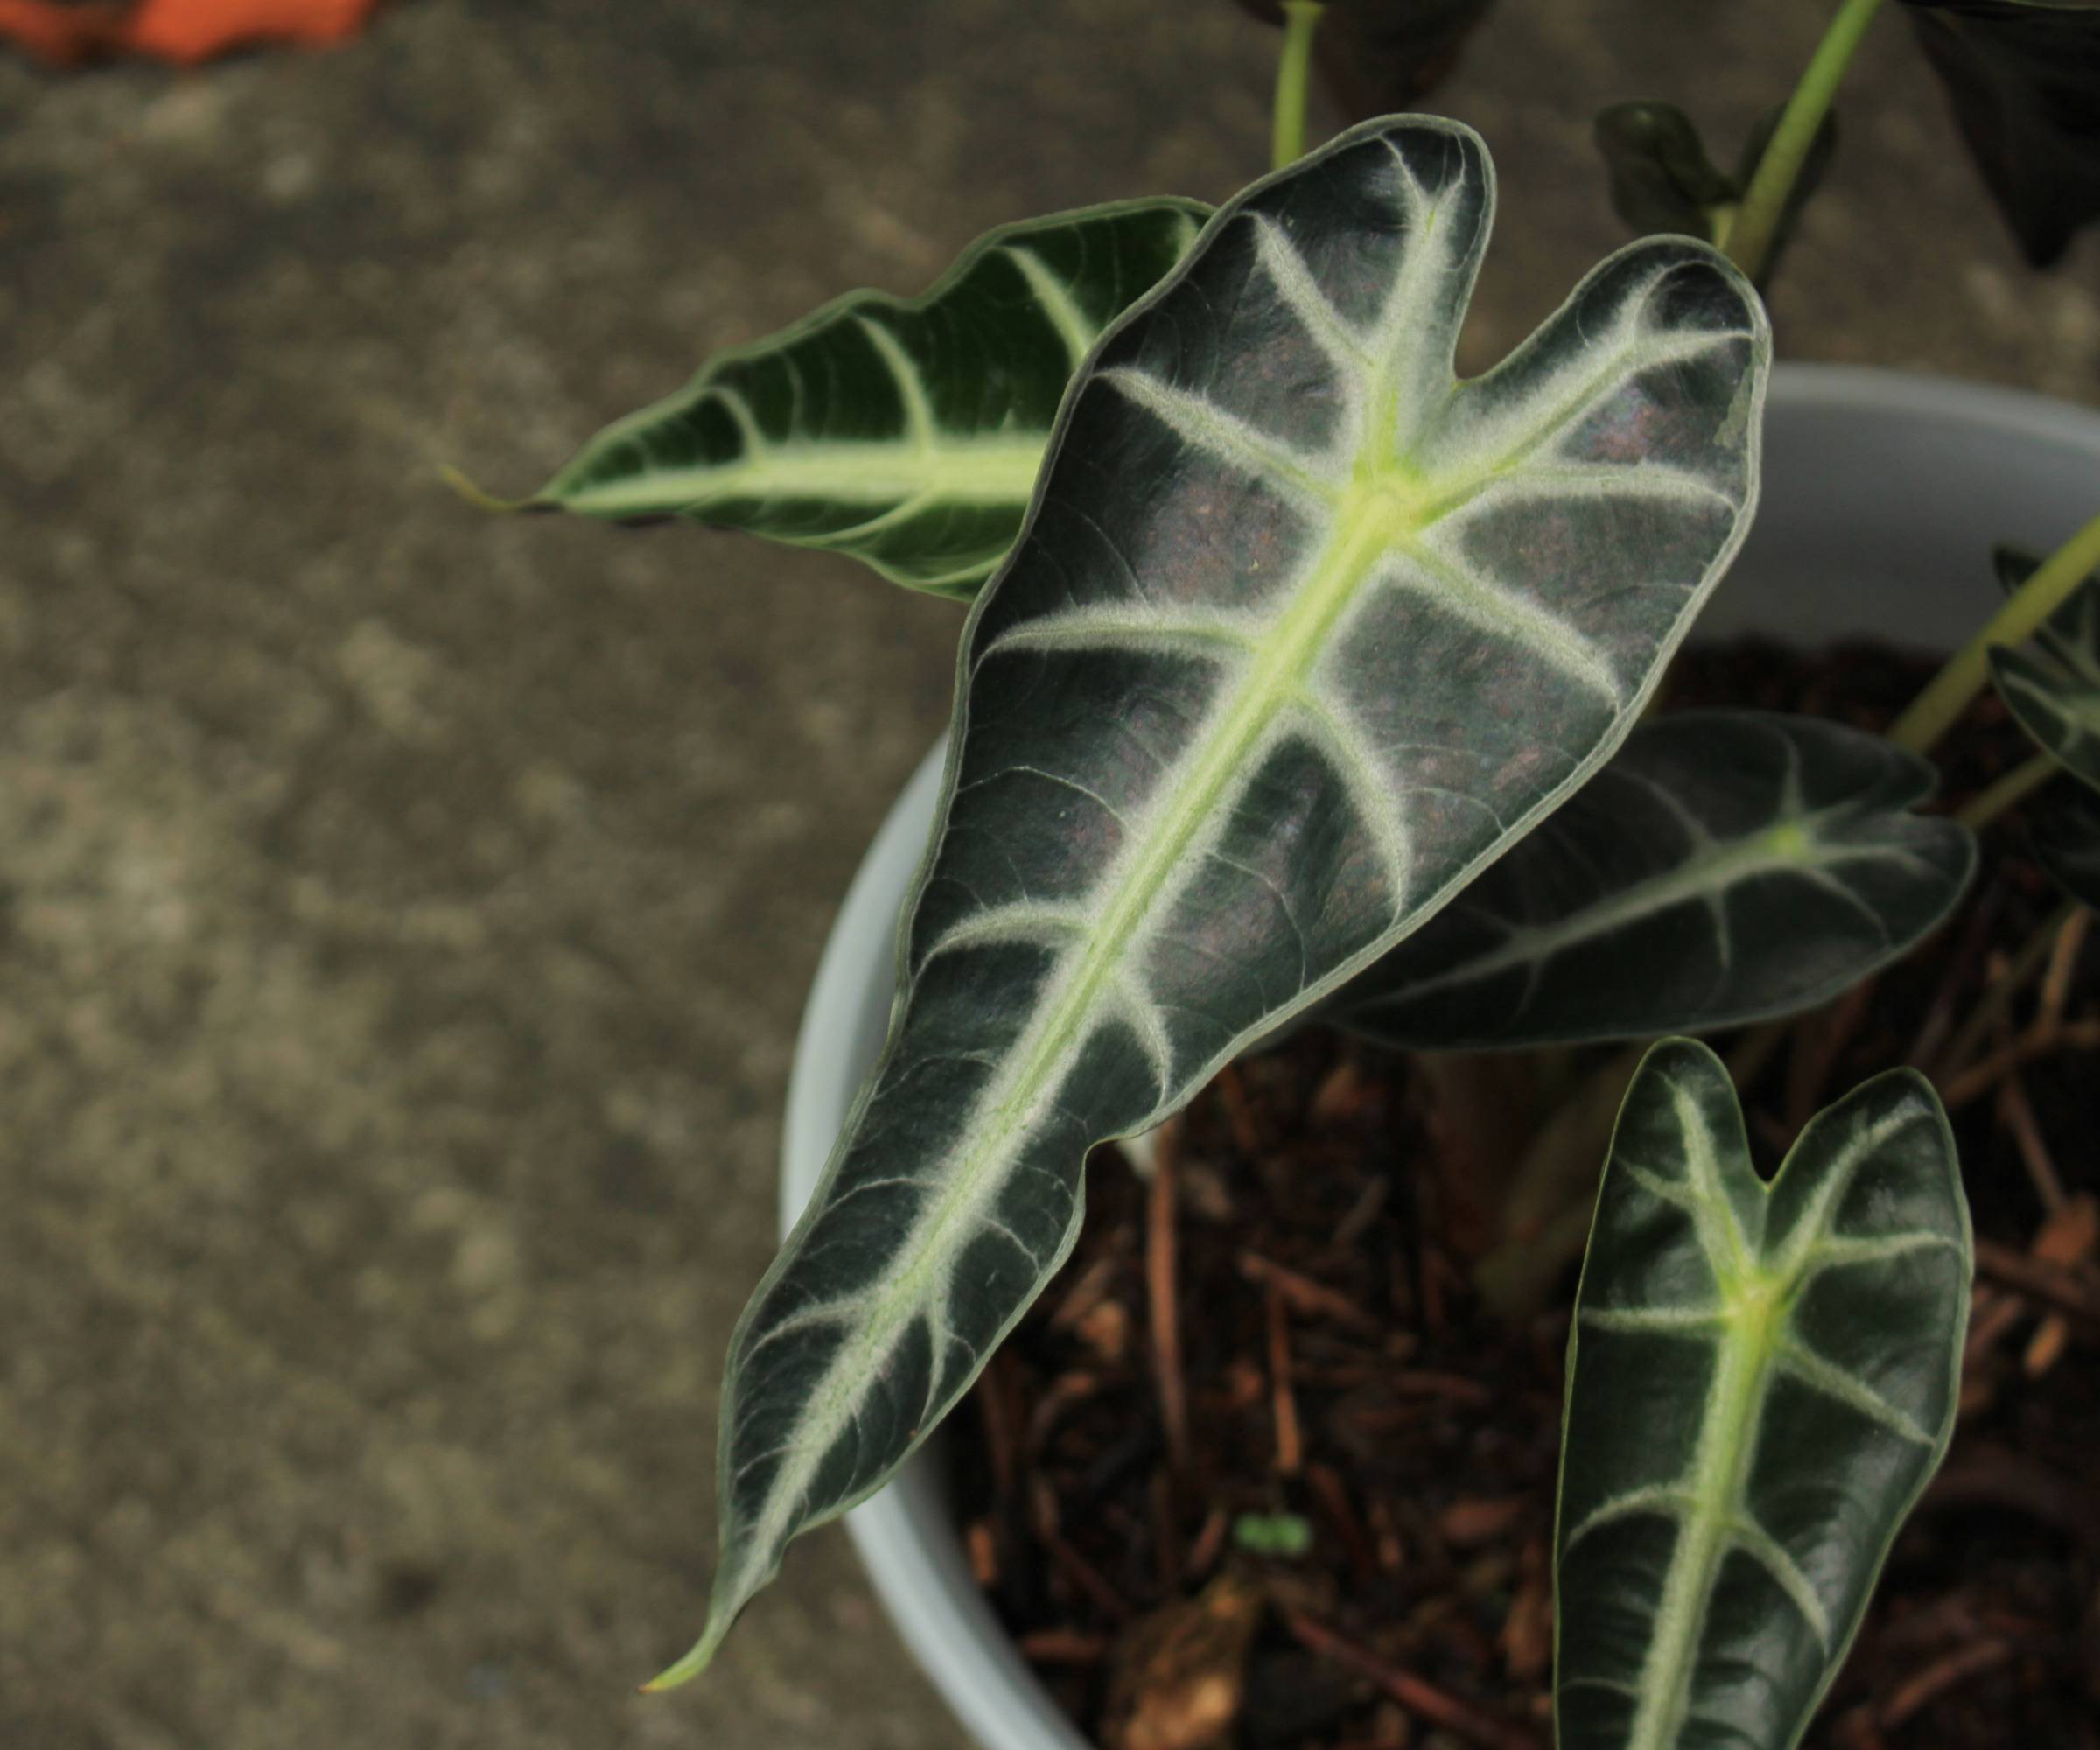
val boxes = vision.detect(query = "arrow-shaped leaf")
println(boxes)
[1989,561,2100,790]
[529,200,1208,598]
[2035,794,2100,906]
[1333,711,1975,1050]
[1557,1040,1969,1750]
[672,116,1768,1687]
[1900,0,2100,269]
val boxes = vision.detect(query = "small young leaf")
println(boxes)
[1233,1511,1314,1557]
[1333,711,1975,1049]
[1593,102,1738,242]
[1231,0,1496,117]
[676,117,1768,1687]
[1592,102,1835,282]
[1900,0,2100,268]
[528,200,1208,598]
[2035,794,2100,907]
[1558,1040,1970,1750]
[1988,562,2100,790]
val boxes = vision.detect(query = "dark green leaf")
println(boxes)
[672,117,1768,1685]
[1988,562,2100,788]
[1558,1040,1969,1750]
[1232,0,1496,117]
[2035,794,2100,906]
[1594,102,1738,242]
[1592,102,1834,282]
[1333,711,1974,1049]
[1900,0,2100,268]
[529,200,1208,598]
[1993,541,2044,594]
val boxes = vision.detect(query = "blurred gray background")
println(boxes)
[0,3,2094,1746]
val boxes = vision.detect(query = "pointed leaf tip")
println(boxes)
[639,1632,718,1694]
[438,464,531,514]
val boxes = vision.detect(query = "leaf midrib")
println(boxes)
[741,474,1425,1589]
[556,434,1049,517]
[1383,810,1873,1002]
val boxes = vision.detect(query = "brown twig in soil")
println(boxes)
[2037,906,2090,1030]
[1019,1628,1109,1665]
[1308,1461,1379,1590]
[1238,1250,1381,1334]
[1265,1283,1303,1475]
[2026,1197,2097,1376]
[1282,1611,1543,1750]
[1934,900,2076,1081]
[1936,1018,2100,1111]
[1214,1060,1264,1158]
[1387,1368,1494,1405]
[1877,1636,2015,1731]
[1906,874,2006,1068]
[1186,1506,1228,1580]
[1994,1065,2067,1211]
[1926,1442,2100,1558]
[1972,1238,2100,1331]
[1145,1116,1191,1480]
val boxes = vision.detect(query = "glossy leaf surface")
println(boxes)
[1334,711,1974,1049]
[1232,0,1495,117]
[676,118,1769,1685]
[1900,0,2100,268]
[1989,563,2100,789]
[2035,794,2100,906]
[1558,1041,1969,1750]
[532,200,1208,598]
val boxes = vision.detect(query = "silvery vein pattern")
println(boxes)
[673,116,1770,1682]
[1557,1041,1968,1750]
[2035,794,2100,908]
[1989,560,2100,791]
[1334,711,1975,1048]
[536,200,1209,598]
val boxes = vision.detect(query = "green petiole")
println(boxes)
[1726,0,1884,284]
[1890,507,2100,756]
[1270,2,1326,172]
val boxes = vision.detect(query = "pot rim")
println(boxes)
[776,360,2100,1750]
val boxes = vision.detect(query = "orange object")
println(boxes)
[0,0,380,66]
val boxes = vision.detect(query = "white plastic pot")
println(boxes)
[778,364,2100,1750]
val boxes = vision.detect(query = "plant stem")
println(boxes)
[1890,507,2100,754]
[1956,752,2059,831]
[1725,0,1885,284]
[1270,1,1325,172]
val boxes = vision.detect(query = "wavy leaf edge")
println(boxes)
[532,195,1213,598]
[671,112,1771,1690]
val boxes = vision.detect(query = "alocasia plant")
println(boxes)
[463,0,2100,1740]
[669,113,1770,1687]
[1557,1042,1968,1750]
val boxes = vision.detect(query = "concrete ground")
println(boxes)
[0,3,2093,1746]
